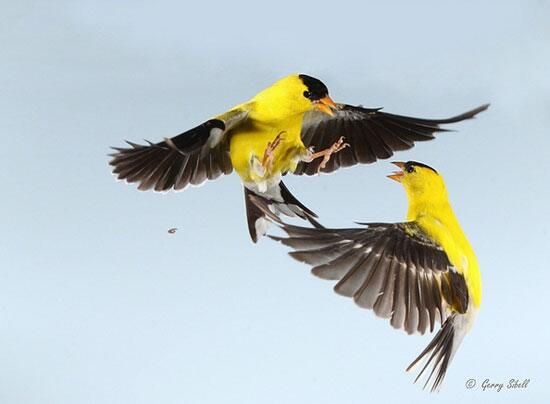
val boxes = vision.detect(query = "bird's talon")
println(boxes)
[261,132,284,173]
[305,136,349,173]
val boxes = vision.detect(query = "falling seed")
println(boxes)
[168,228,177,234]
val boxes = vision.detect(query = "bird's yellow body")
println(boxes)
[402,167,482,307]
[222,76,313,184]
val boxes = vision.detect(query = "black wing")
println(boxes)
[109,109,248,191]
[295,103,489,175]
[272,221,468,335]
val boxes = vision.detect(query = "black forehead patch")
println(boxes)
[406,161,438,173]
[299,74,328,99]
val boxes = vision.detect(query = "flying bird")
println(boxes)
[253,161,481,391]
[109,74,488,242]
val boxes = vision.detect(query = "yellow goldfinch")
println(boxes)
[253,161,480,392]
[109,74,488,242]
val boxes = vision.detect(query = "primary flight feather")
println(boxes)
[252,161,481,391]
[109,74,488,241]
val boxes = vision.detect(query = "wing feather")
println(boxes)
[274,220,469,335]
[110,108,249,191]
[373,254,398,319]
[296,104,489,175]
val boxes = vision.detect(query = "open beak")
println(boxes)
[314,95,337,116]
[387,161,406,182]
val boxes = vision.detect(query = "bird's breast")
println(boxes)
[229,119,306,183]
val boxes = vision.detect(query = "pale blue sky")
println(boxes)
[2,1,549,403]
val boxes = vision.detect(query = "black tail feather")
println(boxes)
[244,187,266,243]
[243,181,321,243]
[406,313,456,393]
[278,181,318,218]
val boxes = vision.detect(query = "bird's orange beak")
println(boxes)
[387,161,406,182]
[315,95,337,116]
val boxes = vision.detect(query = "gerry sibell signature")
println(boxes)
[465,378,530,392]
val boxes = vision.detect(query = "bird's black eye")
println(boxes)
[303,90,311,99]
[406,166,415,173]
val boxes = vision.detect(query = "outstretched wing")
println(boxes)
[294,103,489,175]
[109,108,249,191]
[272,221,469,335]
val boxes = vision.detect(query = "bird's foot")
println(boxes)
[261,132,284,174]
[304,136,350,174]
